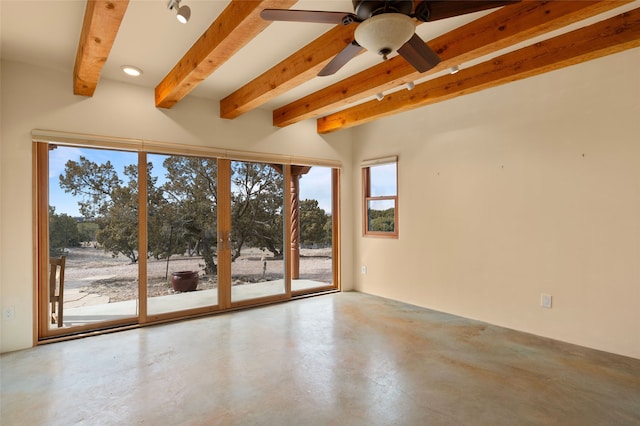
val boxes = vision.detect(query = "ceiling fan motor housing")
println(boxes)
[352,0,413,20]
[413,1,431,22]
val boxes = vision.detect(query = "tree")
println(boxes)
[231,162,284,260]
[162,156,219,273]
[299,199,329,246]
[59,155,287,271]
[77,221,99,243]
[95,181,139,262]
[146,165,177,261]
[59,156,120,219]
[322,215,332,246]
[49,206,81,256]
[368,208,395,232]
[59,156,149,263]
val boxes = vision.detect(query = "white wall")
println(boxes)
[3,48,639,358]
[352,49,640,359]
[0,60,354,353]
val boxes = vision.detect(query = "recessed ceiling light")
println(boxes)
[121,65,143,77]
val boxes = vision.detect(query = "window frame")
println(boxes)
[362,157,398,238]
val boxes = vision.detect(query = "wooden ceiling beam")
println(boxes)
[74,0,129,97]
[275,0,631,127]
[155,0,298,109]
[317,8,640,133]
[220,24,357,119]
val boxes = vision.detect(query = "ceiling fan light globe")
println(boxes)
[355,13,415,58]
[176,5,191,24]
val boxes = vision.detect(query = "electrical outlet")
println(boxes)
[4,306,15,320]
[540,294,552,309]
[361,265,367,275]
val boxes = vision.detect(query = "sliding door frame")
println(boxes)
[33,131,341,342]
[217,158,232,310]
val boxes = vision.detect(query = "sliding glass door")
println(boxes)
[229,161,286,304]
[43,145,139,331]
[36,141,340,340]
[292,165,336,294]
[146,154,219,316]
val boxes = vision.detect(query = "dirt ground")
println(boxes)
[64,246,333,303]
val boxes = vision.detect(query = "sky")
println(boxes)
[49,146,334,217]
[368,163,397,196]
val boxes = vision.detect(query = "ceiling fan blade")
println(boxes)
[318,41,364,77]
[260,9,358,25]
[397,34,441,73]
[415,1,520,22]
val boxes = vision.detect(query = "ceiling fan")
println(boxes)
[261,1,520,76]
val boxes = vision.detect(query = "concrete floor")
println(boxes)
[61,279,327,326]
[2,292,639,425]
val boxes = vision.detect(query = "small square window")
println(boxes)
[363,159,398,238]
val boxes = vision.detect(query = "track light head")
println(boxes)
[168,0,190,24]
[176,5,190,23]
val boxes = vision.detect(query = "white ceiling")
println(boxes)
[0,0,497,109]
[1,1,639,115]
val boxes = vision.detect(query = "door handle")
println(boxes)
[219,231,225,250]
[225,231,232,251]
[219,231,232,250]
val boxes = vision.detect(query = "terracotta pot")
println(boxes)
[171,271,199,292]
